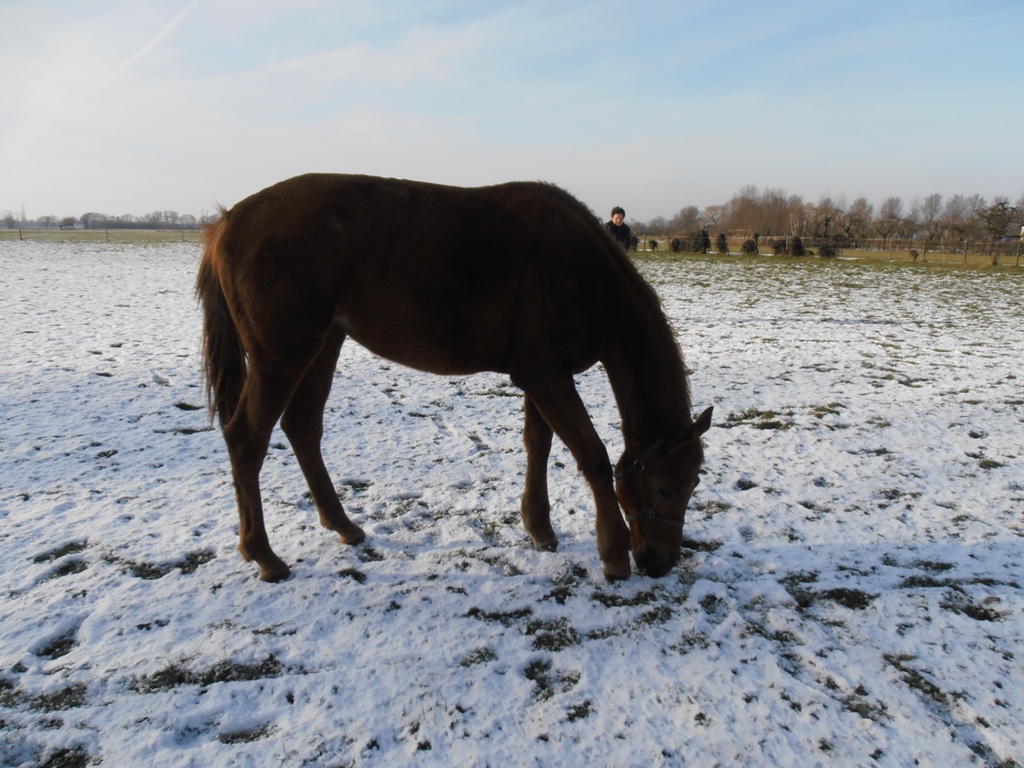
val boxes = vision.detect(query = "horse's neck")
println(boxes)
[602,314,691,448]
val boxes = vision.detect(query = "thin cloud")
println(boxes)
[91,0,204,95]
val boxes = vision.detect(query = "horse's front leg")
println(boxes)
[521,394,558,551]
[515,375,631,581]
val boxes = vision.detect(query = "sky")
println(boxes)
[1,0,1022,223]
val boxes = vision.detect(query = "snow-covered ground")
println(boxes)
[1,241,1021,767]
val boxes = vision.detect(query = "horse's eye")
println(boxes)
[658,487,675,501]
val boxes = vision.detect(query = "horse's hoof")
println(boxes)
[602,559,632,582]
[341,526,366,546]
[259,562,292,582]
[532,537,559,552]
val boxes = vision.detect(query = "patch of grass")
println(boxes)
[695,499,732,516]
[566,700,593,722]
[638,604,675,626]
[453,548,523,576]
[108,549,215,580]
[725,407,794,431]
[591,590,657,608]
[780,571,819,611]
[30,683,88,713]
[523,658,555,700]
[357,546,385,562]
[941,595,1006,622]
[543,563,589,605]
[841,684,889,723]
[37,627,79,660]
[526,617,580,652]
[900,574,965,593]
[884,654,949,707]
[132,655,286,693]
[914,560,955,572]
[473,384,521,398]
[458,647,497,667]
[37,744,92,768]
[338,568,367,583]
[218,723,275,744]
[821,588,877,610]
[522,658,579,702]
[808,402,844,418]
[465,606,533,626]
[43,559,88,581]
[32,541,88,563]
[178,550,215,574]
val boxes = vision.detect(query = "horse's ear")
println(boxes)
[668,406,713,452]
[693,406,713,436]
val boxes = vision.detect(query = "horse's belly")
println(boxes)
[334,314,507,376]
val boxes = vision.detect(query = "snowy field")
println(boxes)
[1,241,1021,767]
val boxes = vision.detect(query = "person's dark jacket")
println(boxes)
[605,220,631,250]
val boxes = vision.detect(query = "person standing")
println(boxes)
[605,206,632,250]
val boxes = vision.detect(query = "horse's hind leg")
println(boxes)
[521,394,558,551]
[280,326,366,547]
[224,363,303,582]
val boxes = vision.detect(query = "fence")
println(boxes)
[0,228,202,244]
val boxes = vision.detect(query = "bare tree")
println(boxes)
[842,197,874,242]
[670,206,700,231]
[876,197,904,241]
[812,196,843,239]
[917,193,943,240]
[700,205,725,228]
[759,187,790,235]
[725,185,762,233]
[942,195,977,241]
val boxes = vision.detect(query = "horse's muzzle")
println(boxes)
[633,547,678,578]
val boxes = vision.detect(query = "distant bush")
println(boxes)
[740,239,758,254]
[771,237,807,256]
[819,242,838,258]
[670,238,683,253]
[689,229,711,253]
[649,239,658,251]
[715,233,728,254]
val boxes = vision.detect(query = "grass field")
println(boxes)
[2,241,1021,766]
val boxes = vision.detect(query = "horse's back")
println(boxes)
[215,174,619,375]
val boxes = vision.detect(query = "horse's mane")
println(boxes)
[554,186,694,433]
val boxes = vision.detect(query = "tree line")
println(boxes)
[5,186,1023,244]
[1,209,212,230]
[631,187,1024,246]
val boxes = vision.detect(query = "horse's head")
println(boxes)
[615,407,713,577]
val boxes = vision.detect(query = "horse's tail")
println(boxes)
[196,207,246,428]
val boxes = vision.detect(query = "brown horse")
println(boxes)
[196,173,711,582]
